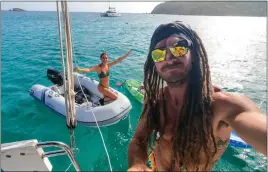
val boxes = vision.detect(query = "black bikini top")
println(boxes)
[98,64,109,78]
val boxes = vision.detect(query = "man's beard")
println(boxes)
[159,73,188,88]
[158,61,190,88]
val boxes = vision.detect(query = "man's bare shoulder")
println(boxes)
[212,85,261,122]
[212,85,236,107]
[211,85,233,123]
[211,86,233,152]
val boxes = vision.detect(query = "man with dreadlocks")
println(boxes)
[127,21,266,171]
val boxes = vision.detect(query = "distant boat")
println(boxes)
[101,7,121,17]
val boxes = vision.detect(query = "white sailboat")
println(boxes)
[101,1,121,17]
[1,1,115,171]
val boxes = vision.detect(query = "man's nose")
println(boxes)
[165,48,175,61]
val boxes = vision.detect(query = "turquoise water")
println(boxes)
[2,11,267,171]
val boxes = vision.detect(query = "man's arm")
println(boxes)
[227,111,266,155]
[128,119,150,166]
[128,107,153,170]
[213,90,267,155]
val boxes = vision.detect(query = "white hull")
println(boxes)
[30,73,132,127]
[101,13,121,17]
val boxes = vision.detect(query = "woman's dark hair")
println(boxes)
[100,52,107,59]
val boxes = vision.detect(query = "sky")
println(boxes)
[2,2,163,13]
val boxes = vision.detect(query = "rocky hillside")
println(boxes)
[151,1,266,16]
[9,8,25,11]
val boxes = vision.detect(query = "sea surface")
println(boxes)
[2,11,267,171]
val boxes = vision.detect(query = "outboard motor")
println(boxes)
[47,68,63,86]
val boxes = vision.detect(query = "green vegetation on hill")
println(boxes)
[151,1,266,16]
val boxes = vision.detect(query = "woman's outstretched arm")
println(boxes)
[108,50,132,67]
[74,65,98,73]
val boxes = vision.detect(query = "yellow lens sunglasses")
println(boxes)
[151,39,190,63]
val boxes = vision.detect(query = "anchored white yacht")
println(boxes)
[101,7,121,17]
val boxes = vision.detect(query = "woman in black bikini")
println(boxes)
[74,50,132,103]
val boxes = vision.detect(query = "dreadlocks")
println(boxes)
[141,21,217,171]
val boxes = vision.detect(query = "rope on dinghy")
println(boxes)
[69,13,113,172]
